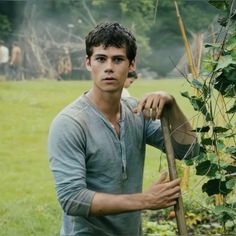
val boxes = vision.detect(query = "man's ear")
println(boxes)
[129,59,136,72]
[85,56,91,71]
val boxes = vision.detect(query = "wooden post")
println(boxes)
[174,1,197,79]
[161,109,188,236]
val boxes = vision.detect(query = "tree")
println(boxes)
[0,13,11,39]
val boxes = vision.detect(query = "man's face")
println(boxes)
[86,45,135,93]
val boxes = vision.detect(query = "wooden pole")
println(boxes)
[174,1,197,79]
[161,109,188,236]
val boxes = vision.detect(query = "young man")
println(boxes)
[122,71,138,98]
[48,22,198,236]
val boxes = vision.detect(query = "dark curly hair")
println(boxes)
[85,22,137,63]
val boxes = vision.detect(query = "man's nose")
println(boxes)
[104,59,114,73]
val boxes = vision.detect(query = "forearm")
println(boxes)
[168,98,197,145]
[90,175,181,216]
[90,192,146,216]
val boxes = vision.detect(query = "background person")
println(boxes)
[0,40,9,78]
[9,41,22,80]
[122,70,138,98]
[48,22,199,236]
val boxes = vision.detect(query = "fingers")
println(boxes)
[145,176,182,210]
[166,200,177,208]
[143,94,157,120]
[168,185,181,197]
[133,95,148,115]
[133,92,174,120]
[167,178,181,189]
[156,171,168,184]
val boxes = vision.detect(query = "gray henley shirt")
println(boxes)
[48,94,198,236]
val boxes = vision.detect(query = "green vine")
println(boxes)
[181,0,236,233]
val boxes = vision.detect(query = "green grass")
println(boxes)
[0,79,200,236]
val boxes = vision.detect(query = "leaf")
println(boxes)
[185,151,207,166]
[205,43,222,48]
[224,132,236,138]
[181,91,190,99]
[190,97,204,111]
[205,112,213,122]
[225,146,236,157]
[191,79,203,90]
[226,179,236,190]
[215,55,236,71]
[191,80,208,97]
[226,101,236,113]
[213,126,229,133]
[225,164,236,174]
[213,74,236,96]
[193,126,210,133]
[196,160,218,176]
[214,205,236,220]
[202,179,232,196]
[217,139,225,151]
[208,0,227,10]
[202,137,215,146]
[232,48,236,58]
[189,97,211,120]
[224,65,236,81]
[224,84,236,97]
[225,33,236,51]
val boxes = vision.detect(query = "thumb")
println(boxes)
[156,171,168,184]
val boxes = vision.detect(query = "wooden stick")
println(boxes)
[174,1,197,80]
[161,109,188,236]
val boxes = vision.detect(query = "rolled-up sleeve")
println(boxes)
[170,137,200,160]
[48,114,95,217]
[146,119,199,160]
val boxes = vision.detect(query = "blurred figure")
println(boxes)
[9,42,22,80]
[0,40,9,77]
[122,70,138,98]
[57,47,72,80]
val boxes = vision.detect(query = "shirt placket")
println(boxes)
[88,103,128,181]
[119,118,127,180]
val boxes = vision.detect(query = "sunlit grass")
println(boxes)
[0,79,203,235]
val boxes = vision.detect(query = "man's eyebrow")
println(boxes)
[94,54,107,57]
[93,54,126,58]
[112,55,127,58]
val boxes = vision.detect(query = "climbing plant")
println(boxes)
[181,0,236,233]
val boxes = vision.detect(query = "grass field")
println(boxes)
[0,79,199,235]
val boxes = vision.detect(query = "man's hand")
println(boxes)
[133,91,175,120]
[143,171,181,209]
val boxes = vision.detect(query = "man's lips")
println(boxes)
[102,77,117,83]
[103,77,116,80]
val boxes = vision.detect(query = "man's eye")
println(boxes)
[96,57,105,62]
[113,58,123,64]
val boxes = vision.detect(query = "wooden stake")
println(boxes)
[161,109,188,236]
[174,1,197,79]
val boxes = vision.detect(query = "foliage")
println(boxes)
[147,1,218,75]
[142,204,235,235]
[0,0,219,76]
[182,0,236,232]
[0,13,11,39]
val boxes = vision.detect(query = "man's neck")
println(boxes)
[86,90,121,123]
